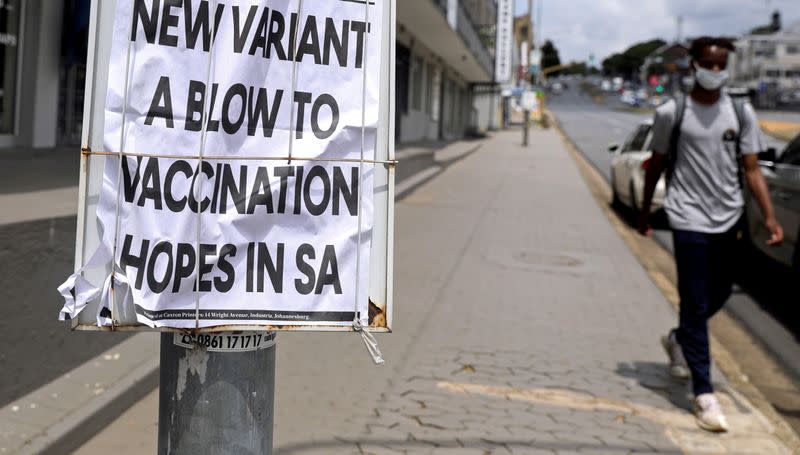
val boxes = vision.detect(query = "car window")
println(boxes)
[780,135,800,166]
[641,127,655,151]
[622,125,651,153]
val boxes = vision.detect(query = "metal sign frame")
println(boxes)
[72,0,395,333]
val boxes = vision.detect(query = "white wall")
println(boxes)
[397,14,489,143]
[473,90,500,132]
[397,35,441,143]
[1,0,63,150]
[31,0,63,148]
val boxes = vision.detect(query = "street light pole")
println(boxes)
[522,0,533,147]
[523,112,530,146]
[529,0,535,51]
[157,332,277,454]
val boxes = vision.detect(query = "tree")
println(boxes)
[750,10,781,35]
[541,40,561,74]
[561,61,589,76]
[601,39,666,79]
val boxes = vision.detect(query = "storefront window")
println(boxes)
[0,0,19,134]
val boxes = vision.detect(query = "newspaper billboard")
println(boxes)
[494,0,513,83]
[59,0,395,332]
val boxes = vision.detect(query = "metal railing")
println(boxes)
[455,2,494,76]
[431,0,494,77]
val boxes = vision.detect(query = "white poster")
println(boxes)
[59,0,384,329]
[494,0,513,83]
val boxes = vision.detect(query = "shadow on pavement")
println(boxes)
[615,361,693,412]
[0,216,131,407]
[395,142,483,200]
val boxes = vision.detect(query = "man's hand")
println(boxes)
[637,211,652,237]
[743,155,783,247]
[639,152,665,236]
[765,217,784,246]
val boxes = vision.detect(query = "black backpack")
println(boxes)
[665,94,748,187]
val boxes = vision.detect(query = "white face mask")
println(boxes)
[693,63,729,91]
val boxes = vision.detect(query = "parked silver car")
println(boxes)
[608,120,667,214]
[747,135,800,270]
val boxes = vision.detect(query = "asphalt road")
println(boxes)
[549,84,800,385]
[0,216,131,407]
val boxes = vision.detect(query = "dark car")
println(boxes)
[746,135,800,271]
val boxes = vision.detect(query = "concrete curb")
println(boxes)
[1,334,159,455]
[552,113,800,452]
[0,186,78,226]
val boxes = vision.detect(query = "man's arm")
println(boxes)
[742,154,784,245]
[637,152,666,236]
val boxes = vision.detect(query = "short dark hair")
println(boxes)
[690,37,735,60]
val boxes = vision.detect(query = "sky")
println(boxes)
[514,0,800,65]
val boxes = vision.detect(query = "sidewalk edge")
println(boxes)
[551,112,800,452]
[20,358,158,455]
[3,333,160,455]
[32,358,159,455]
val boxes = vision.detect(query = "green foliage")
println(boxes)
[541,40,561,74]
[561,61,589,76]
[751,10,781,35]
[602,39,666,78]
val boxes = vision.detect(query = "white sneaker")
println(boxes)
[694,393,729,432]
[661,330,690,380]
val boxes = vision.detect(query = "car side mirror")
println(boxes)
[608,143,620,153]
[758,147,776,162]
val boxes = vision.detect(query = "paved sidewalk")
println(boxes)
[76,129,794,454]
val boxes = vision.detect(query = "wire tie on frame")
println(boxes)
[353,318,384,365]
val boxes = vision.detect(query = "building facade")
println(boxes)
[0,0,89,149]
[730,21,800,106]
[396,0,496,142]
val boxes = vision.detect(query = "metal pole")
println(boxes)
[529,0,534,48]
[158,332,276,455]
[523,110,530,146]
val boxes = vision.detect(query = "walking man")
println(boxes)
[638,37,784,432]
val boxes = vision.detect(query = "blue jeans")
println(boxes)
[672,220,743,396]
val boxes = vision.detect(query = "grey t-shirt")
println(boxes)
[651,95,763,233]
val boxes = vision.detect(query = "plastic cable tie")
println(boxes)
[354,319,385,365]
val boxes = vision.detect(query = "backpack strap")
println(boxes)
[731,96,747,188]
[666,94,686,183]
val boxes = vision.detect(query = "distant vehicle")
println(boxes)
[746,135,800,270]
[635,88,649,101]
[601,80,612,92]
[550,82,564,94]
[778,90,800,105]
[612,77,624,92]
[620,90,638,106]
[608,120,667,214]
[649,95,668,107]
